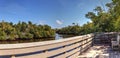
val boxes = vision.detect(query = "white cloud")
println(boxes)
[89,20,92,23]
[56,20,63,25]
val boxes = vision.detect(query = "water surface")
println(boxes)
[0,33,75,44]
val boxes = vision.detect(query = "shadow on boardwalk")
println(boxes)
[78,44,120,58]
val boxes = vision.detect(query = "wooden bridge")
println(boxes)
[0,34,94,58]
[0,32,118,58]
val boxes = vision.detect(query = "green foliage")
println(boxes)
[57,0,120,35]
[0,30,7,40]
[115,16,120,31]
[84,0,120,32]
[56,23,81,35]
[0,21,55,40]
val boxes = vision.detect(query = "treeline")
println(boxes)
[0,21,55,40]
[56,23,93,35]
[57,0,120,35]
[56,23,81,35]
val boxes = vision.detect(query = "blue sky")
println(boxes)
[0,0,112,28]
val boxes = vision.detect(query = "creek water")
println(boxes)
[0,33,74,44]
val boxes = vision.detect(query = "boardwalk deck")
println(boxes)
[78,45,120,58]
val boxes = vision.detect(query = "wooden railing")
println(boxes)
[0,34,94,58]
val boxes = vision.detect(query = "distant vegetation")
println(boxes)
[56,23,93,35]
[57,0,120,35]
[0,21,55,40]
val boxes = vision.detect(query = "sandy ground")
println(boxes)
[78,45,120,58]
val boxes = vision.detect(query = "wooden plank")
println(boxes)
[15,42,80,58]
[68,51,80,58]
[55,48,80,58]
[0,37,82,55]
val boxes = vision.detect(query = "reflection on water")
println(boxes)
[55,33,63,40]
[55,33,75,40]
[0,33,74,44]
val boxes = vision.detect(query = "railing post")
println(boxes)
[11,55,15,58]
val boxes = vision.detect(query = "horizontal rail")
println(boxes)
[0,34,94,58]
